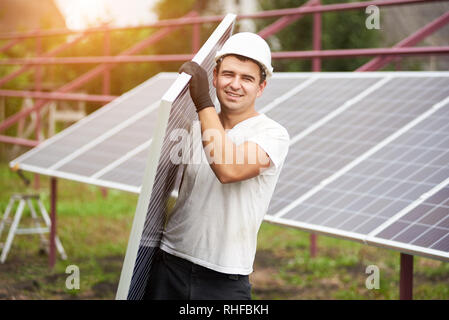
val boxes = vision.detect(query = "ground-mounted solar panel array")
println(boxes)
[262,72,449,263]
[11,68,449,293]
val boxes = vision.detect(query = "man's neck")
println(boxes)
[218,108,259,130]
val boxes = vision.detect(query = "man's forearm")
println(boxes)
[197,107,239,183]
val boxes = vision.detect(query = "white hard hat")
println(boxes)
[215,32,273,79]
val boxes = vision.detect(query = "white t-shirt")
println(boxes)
[160,113,290,275]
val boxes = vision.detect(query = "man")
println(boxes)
[145,32,290,300]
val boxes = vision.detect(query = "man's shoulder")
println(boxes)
[256,114,290,140]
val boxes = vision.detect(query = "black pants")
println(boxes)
[144,249,251,300]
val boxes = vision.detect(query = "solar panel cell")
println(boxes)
[57,112,158,176]
[437,216,449,229]
[412,228,448,248]
[431,235,449,252]
[255,77,307,111]
[266,78,382,138]
[394,225,430,243]
[98,149,148,187]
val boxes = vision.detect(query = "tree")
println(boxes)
[256,0,381,71]
[151,0,219,73]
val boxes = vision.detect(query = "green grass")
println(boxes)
[0,161,448,299]
[0,162,137,299]
[253,223,449,299]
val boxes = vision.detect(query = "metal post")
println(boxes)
[101,25,111,199]
[49,177,57,269]
[312,0,322,72]
[310,0,321,259]
[399,253,414,300]
[310,234,317,257]
[34,30,42,190]
[103,25,111,95]
[192,12,201,54]
[395,57,402,71]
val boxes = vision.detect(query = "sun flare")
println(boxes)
[56,0,108,30]
[55,0,157,31]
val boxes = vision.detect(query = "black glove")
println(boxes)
[179,61,214,112]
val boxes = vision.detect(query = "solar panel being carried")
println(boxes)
[116,13,237,300]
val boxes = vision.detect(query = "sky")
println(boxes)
[55,0,158,30]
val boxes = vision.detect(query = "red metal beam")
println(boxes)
[358,11,449,71]
[0,33,89,87]
[192,11,201,53]
[0,89,117,102]
[0,0,444,40]
[103,26,111,96]
[34,33,43,189]
[0,135,38,147]
[399,253,414,300]
[49,177,57,269]
[239,0,446,20]
[2,47,447,65]
[312,0,322,72]
[35,33,43,145]
[0,54,195,65]
[0,12,196,134]
[57,12,196,94]
[272,46,449,59]
[258,0,319,39]
[0,38,25,53]
[310,0,321,259]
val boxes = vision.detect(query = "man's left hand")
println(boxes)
[179,61,214,112]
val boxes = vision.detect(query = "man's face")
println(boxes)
[213,55,266,113]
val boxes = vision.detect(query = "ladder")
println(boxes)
[0,194,67,263]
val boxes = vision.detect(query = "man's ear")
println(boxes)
[256,80,267,98]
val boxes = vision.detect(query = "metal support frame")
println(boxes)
[49,177,58,268]
[0,33,88,88]
[400,253,414,300]
[0,0,446,295]
[258,0,319,39]
[358,11,449,71]
[0,38,25,53]
[192,11,201,53]
[0,12,197,147]
[310,0,322,258]
[0,193,66,264]
[0,46,448,65]
[0,1,446,150]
